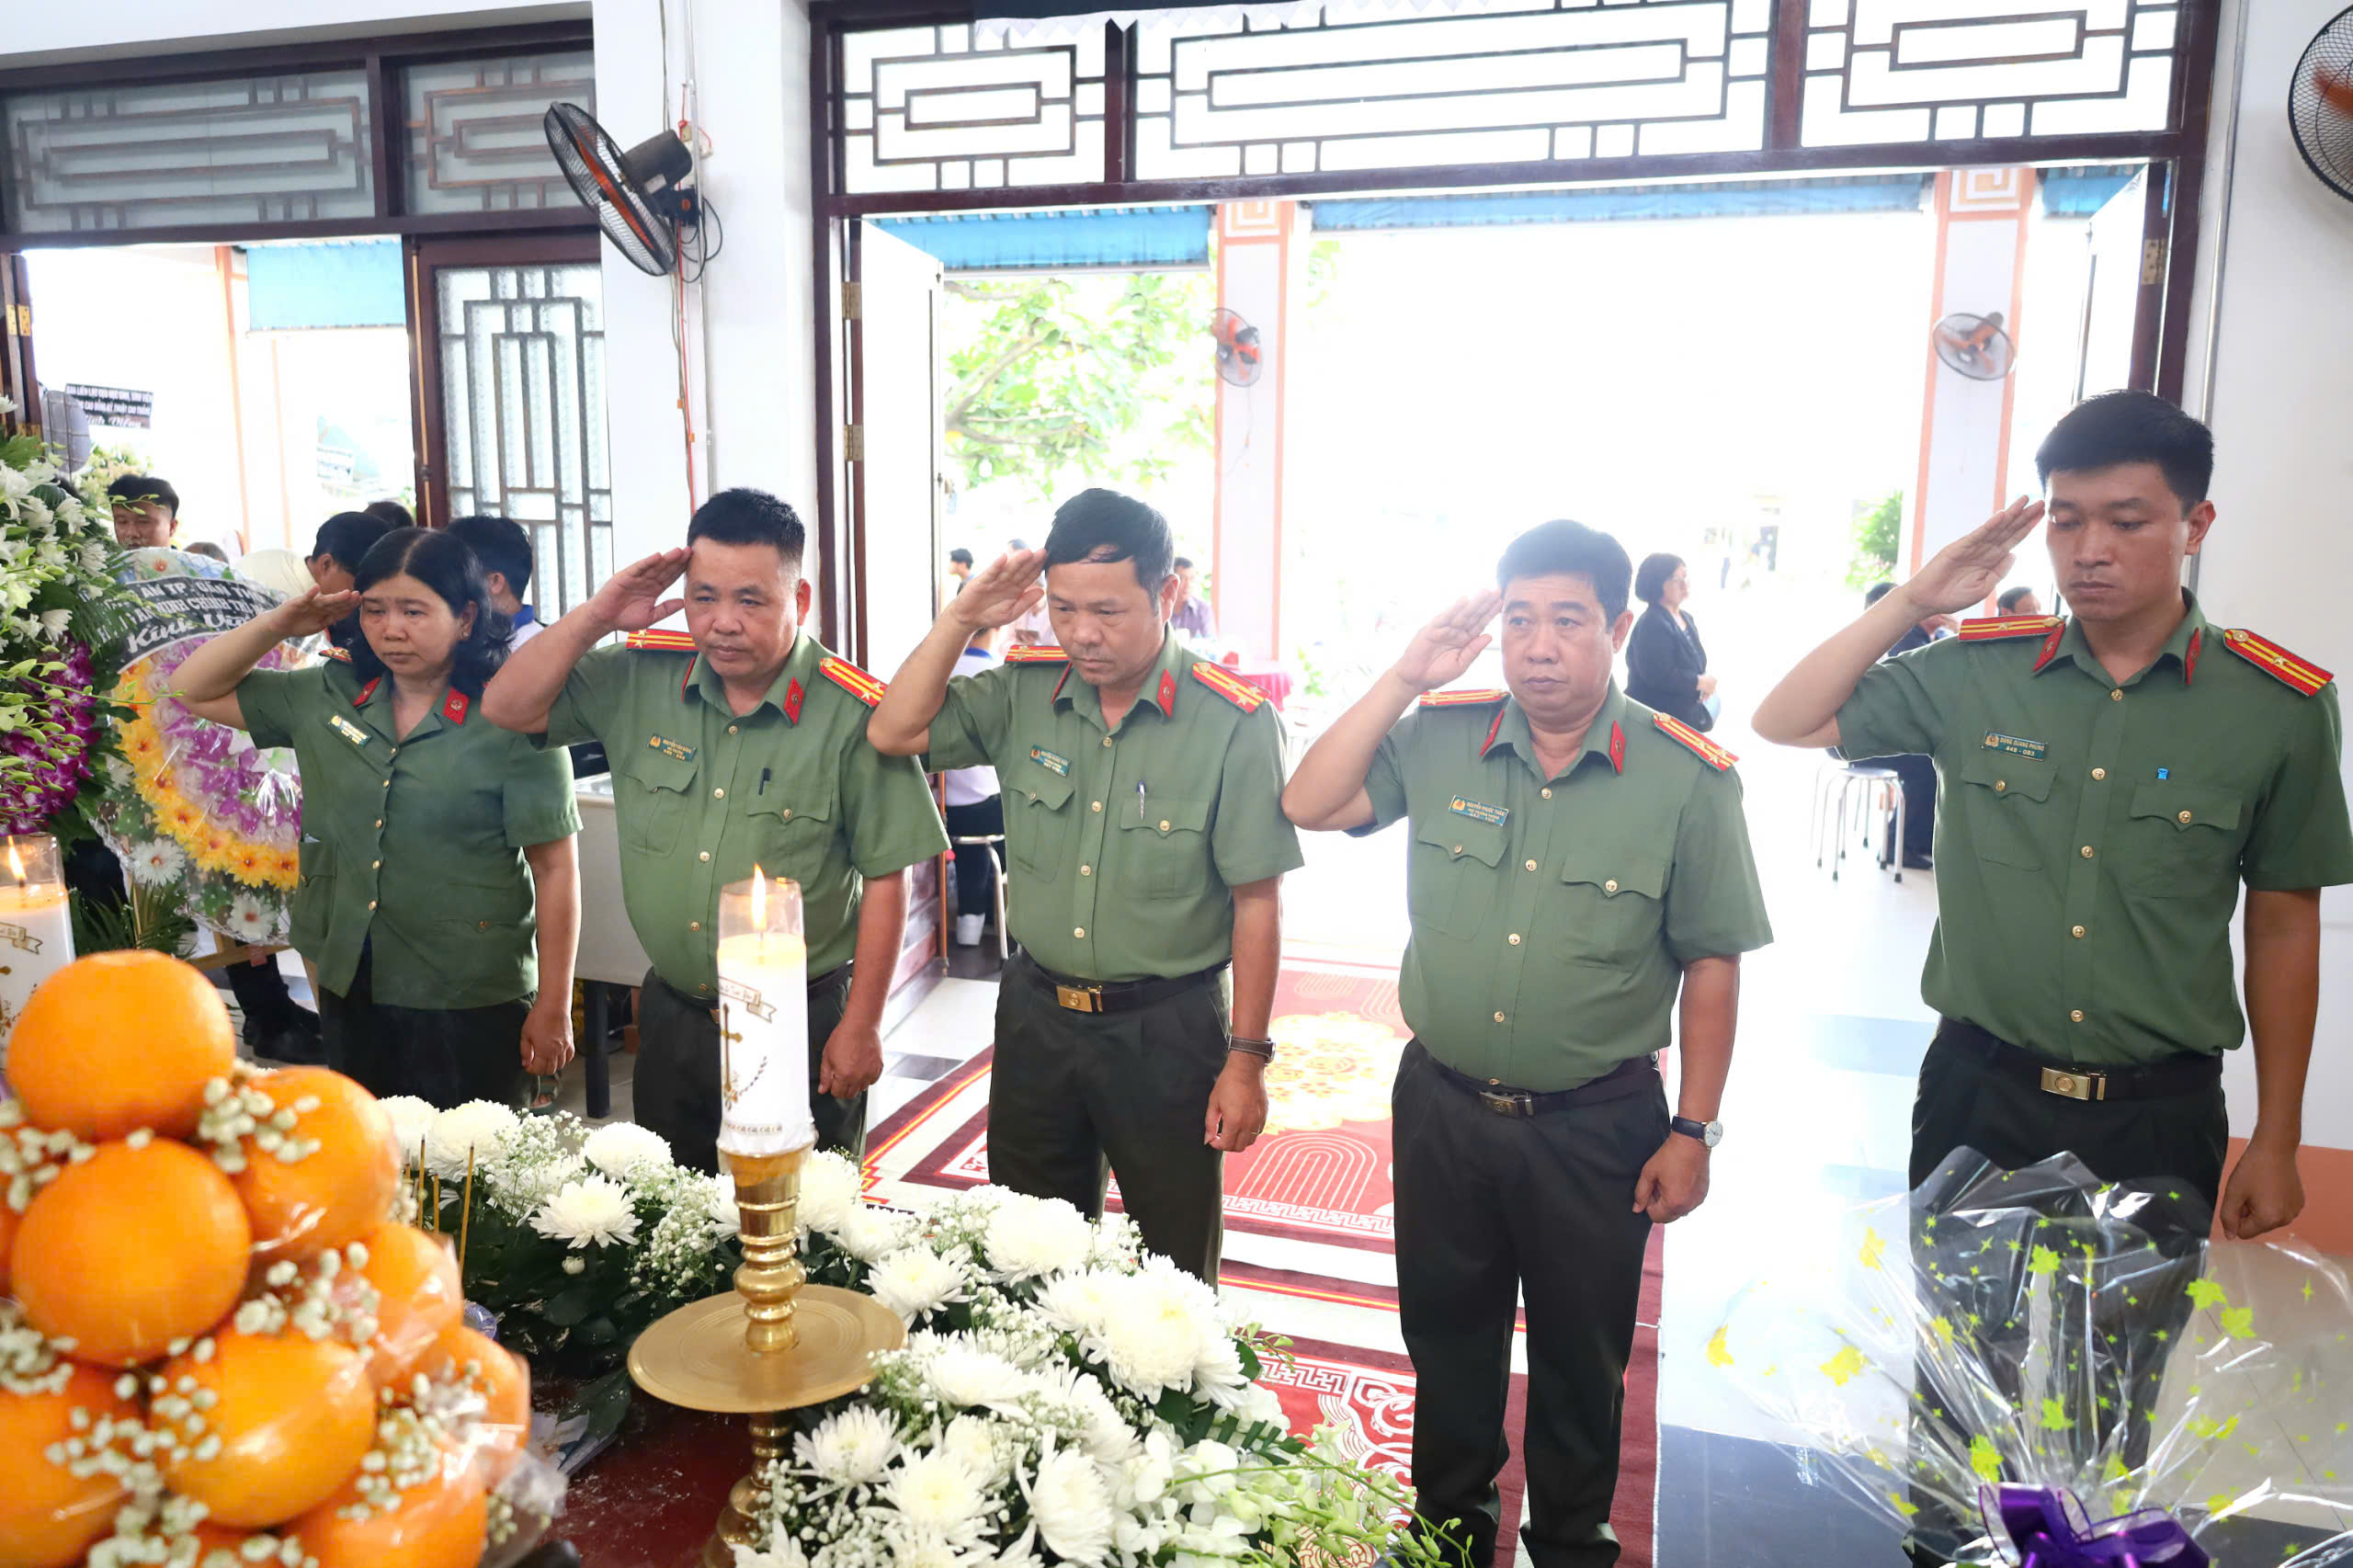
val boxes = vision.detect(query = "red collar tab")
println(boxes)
[1479,707,1506,758]
[2184,626,2203,685]
[1608,721,1625,775]
[2221,628,2333,695]
[1052,665,1072,701]
[1155,670,1177,718]
[818,655,888,709]
[355,677,381,706]
[1188,662,1267,712]
[1959,614,2065,642]
[2032,624,2065,673]
[1653,711,1737,771]
[784,678,804,724]
[440,688,470,725]
[681,655,698,699]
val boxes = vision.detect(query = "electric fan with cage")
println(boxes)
[543,102,700,276]
[2290,5,2353,204]
[1211,308,1264,387]
[1932,311,2017,381]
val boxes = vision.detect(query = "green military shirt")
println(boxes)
[924,632,1304,982]
[239,656,580,1008]
[1354,683,1772,1093]
[540,630,947,997]
[1835,593,2353,1065]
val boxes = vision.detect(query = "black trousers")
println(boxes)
[1886,754,1937,860]
[319,947,528,1110]
[987,957,1229,1281]
[943,797,1005,916]
[1392,1042,1665,1568]
[634,967,864,1175]
[1903,1024,2224,1567]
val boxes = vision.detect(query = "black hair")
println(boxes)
[1632,552,1685,606]
[447,514,534,597]
[183,541,230,563]
[686,487,805,569]
[948,548,974,567]
[362,498,415,530]
[1495,519,1632,624]
[344,528,511,698]
[1174,555,1195,571]
[1996,585,2036,614]
[310,510,392,571]
[2033,391,2214,506]
[1864,582,1895,609]
[108,475,179,517]
[1041,488,1174,594]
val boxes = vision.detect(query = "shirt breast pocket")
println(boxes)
[2123,783,2244,898]
[1117,796,1211,897]
[1557,848,1667,960]
[1958,750,2055,869]
[748,776,836,872]
[620,745,698,856]
[1008,770,1077,881]
[1410,817,1505,937]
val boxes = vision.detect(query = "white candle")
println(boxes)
[714,868,814,1157]
[0,835,75,1079]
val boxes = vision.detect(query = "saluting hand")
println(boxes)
[1632,1133,1711,1223]
[587,548,692,632]
[267,586,361,639]
[948,549,1048,633]
[1901,496,2045,618]
[1390,590,1505,693]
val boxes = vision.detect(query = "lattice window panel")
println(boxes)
[3,73,373,233]
[437,264,613,618]
[839,23,1108,195]
[1800,0,2182,146]
[1133,0,1774,179]
[405,51,598,214]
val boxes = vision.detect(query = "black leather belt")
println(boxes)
[660,962,852,1013]
[1014,951,1227,1015]
[1421,1044,1659,1118]
[1936,1017,2222,1103]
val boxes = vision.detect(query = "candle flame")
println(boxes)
[5,841,22,885]
[751,863,767,927]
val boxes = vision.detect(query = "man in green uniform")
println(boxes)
[868,489,1302,1282]
[1755,392,2353,1564]
[483,488,948,1171]
[1284,519,1772,1568]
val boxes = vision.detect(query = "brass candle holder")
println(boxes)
[628,1145,906,1568]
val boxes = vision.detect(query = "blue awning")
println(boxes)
[244,241,405,330]
[1311,176,1932,232]
[2040,167,2141,217]
[873,206,1212,271]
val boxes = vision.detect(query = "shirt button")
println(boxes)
[690,920,702,932]
[699,851,711,862]
[713,787,725,799]
[1101,737,1113,747]
[388,747,398,758]
[2091,767,2106,781]
[2072,925,2086,938]
[1493,1011,1506,1023]
[371,859,381,870]
[781,808,792,820]
[2177,810,2193,824]
[1524,859,1538,872]
[2081,845,2095,858]
[1604,879,1620,893]
[2110,689,2123,702]
[1091,801,1103,813]
[1080,865,1092,876]
[1995,780,2006,793]
[2070,1009,2086,1022]
[1158,819,1171,833]
[1508,933,1521,945]
[1074,926,1086,938]
[699,983,710,993]
[1452,845,1464,855]
[477,921,488,930]
[374,819,381,829]
[367,900,377,911]
[1540,789,1553,800]
[728,724,738,734]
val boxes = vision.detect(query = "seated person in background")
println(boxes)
[1997,584,2044,618]
[1170,555,1217,639]
[307,510,395,650]
[943,615,1005,949]
[449,514,544,650]
[1862,580,1956,870]
[183,540,230,564]
[1624,551,1716,730]
[364,498,415,530]
[108,475,179,550]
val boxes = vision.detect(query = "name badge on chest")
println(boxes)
[648,734,697,763]
[327,714,372,748]
[1030,746,1071,777]
[1449,796,1510,827]
[1982,732,2048,761]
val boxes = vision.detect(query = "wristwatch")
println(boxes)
[1669,1115,1722,1149]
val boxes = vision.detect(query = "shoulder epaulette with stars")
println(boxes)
[1003,645,1069,665]
[1653,712,1737,771]
[1957,614,2063,642]
[316,642,350,663]
[624,629,697,652]
[2221,629,2332,695]
[818,655,887,708]
[1190,662,1267,713]
[1418,687,1507,708]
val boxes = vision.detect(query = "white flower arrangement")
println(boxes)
[751,1153,1438,1568]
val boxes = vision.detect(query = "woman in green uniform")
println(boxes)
[176,528,582,1108]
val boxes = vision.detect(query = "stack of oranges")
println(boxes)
[0,952,534,1568]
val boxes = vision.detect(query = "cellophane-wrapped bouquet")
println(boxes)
[1709,1149,2353,1567]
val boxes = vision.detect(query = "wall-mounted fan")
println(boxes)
[544,103,700,276]
[2290,5,2353,204]
[1932,311,2017,381]
[1211,307,1263,387]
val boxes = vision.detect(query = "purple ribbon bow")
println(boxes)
[1982,1484,2208,1568]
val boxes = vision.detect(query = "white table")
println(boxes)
[574,777,652,1118]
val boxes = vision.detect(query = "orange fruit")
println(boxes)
[161,1331,375,1529]
[5,951,234,1141]
[0,1362,142,1568]
[354,1222,461,1387]
[233,1068,400,1263]
[293,1431,488,1568]
[418,1324,528,1480]
[12,1139,251,1369]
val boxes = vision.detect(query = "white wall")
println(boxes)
[2182,0,2353,1153]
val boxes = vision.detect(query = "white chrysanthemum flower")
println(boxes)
[837,1204,914,1264]
[796,1149,860,1236]
[35,607,70,640]
[883,1450,990,1541]
[1232,1378,1286,1432]
[1190,1332,1251,1409]
[869,1246,970,1325]
[892,1539,983,1568]
[1093,1272,1212,1397]
[530,1174,641,1249]
[732,1540,809,1568]
[705,1172,740,1235]
[936,1412,1008,1486]
[1029,1270,1119,1338]
[980,1193,1094,1282]
[0,464,28,503]
[795,1403,899,1485]
[125,838,187,888]
[1022,1444,1117,1566]
[103,755,135,789]
[581,1121,673,1180]
[1036,1367,1137,1466]
[1086,1210,1142,1266]
[426,1099,521,1178]
[377,1096,438,1166]
[925,1345,1029,1411]
[225,892,273,943]
[79,541,110,575]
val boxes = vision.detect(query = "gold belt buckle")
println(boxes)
[2039,1066,2105,1102]
[1479,1089,1534,1118]
[1054,983,1102,1014]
